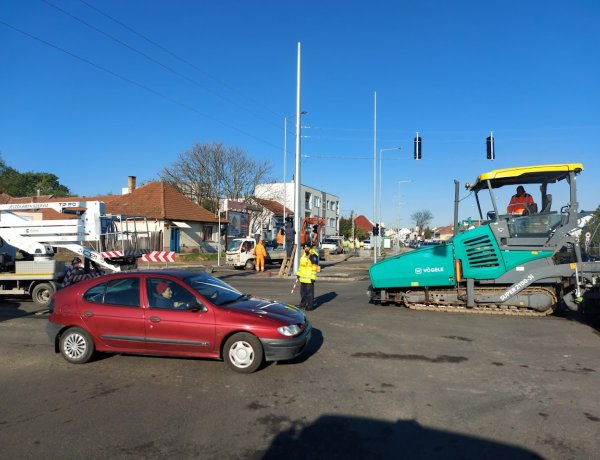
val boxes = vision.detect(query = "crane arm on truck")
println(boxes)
[0,229,55,257]
[53,243,121,272]
[0,200,151,307]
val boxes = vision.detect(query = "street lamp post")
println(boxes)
[378,147,401,256]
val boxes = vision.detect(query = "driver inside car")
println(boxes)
[150,281,192,309]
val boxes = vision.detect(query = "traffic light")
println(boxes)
[413,133,422,160]
[373,224,379,236]
[486,132,495,160]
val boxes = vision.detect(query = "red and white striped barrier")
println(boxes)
[101,250,151,259]
[101,250,124,258]
[140,251,176,263]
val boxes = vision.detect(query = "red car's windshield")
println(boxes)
[183,273,244,306]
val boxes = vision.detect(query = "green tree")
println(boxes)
[160,142,271,213]
[0,155,70,197]
[354,227,367,240]
[411,210,433,234]
[339,215,352,238]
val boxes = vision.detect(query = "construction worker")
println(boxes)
[254,238,267,272]
[284,221,295,257]
[296,243,319,310]
[62,257,84,287]
[507,185,535,215]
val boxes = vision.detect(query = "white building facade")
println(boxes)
[255,181,341,237]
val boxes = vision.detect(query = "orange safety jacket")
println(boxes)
[507,193,534,214]
[254,242,267,257]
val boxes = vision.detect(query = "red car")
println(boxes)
[47,270,311,373]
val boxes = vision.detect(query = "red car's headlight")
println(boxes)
[277,324,301,337]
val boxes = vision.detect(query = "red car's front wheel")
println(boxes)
[223,333,264,373]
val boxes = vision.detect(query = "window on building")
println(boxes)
[314,196,320,208]
[305,192,312,210]
[202,225,213,241]
[329,218,335,228]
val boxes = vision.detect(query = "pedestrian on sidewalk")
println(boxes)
[296,243,319,310]
[254,238,267,272]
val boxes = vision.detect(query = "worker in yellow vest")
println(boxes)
[296,243,319,310]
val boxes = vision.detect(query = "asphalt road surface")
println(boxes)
[1,275,599,459]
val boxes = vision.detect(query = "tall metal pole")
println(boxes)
[293,42,302,274]
[378,150,382,228]
[378,149,382,257]
[217,203,221,267]
[373,91,377,264]
[283,112,306,229]
[283,116,287,223]
[351,210,356,255]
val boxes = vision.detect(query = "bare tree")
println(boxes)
[160,142,272,213]
[411,210,433,233]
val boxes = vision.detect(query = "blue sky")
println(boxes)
[1,0,599,228]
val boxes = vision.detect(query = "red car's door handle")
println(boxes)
[149,316,161,323]
[83,311,93,317]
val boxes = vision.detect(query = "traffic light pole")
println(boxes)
[373,91,377,265]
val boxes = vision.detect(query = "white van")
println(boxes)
[321,238,343,255]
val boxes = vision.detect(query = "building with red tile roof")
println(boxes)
[0,180,220,253]
[354,214,374,235]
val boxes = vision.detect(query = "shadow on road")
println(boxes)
[556,308,600,334]
[262,416,542,460]
[276,327,323,367]
[313,291,337,309]
[0,298,40,322]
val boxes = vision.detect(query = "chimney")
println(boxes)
[128,176,137,194]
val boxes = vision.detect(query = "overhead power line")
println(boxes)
[0,19,281,151]
[42,0,282,130]
[76,0,282,119]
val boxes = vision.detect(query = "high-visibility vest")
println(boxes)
[297,254,313,283]
[507,193,534,214]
